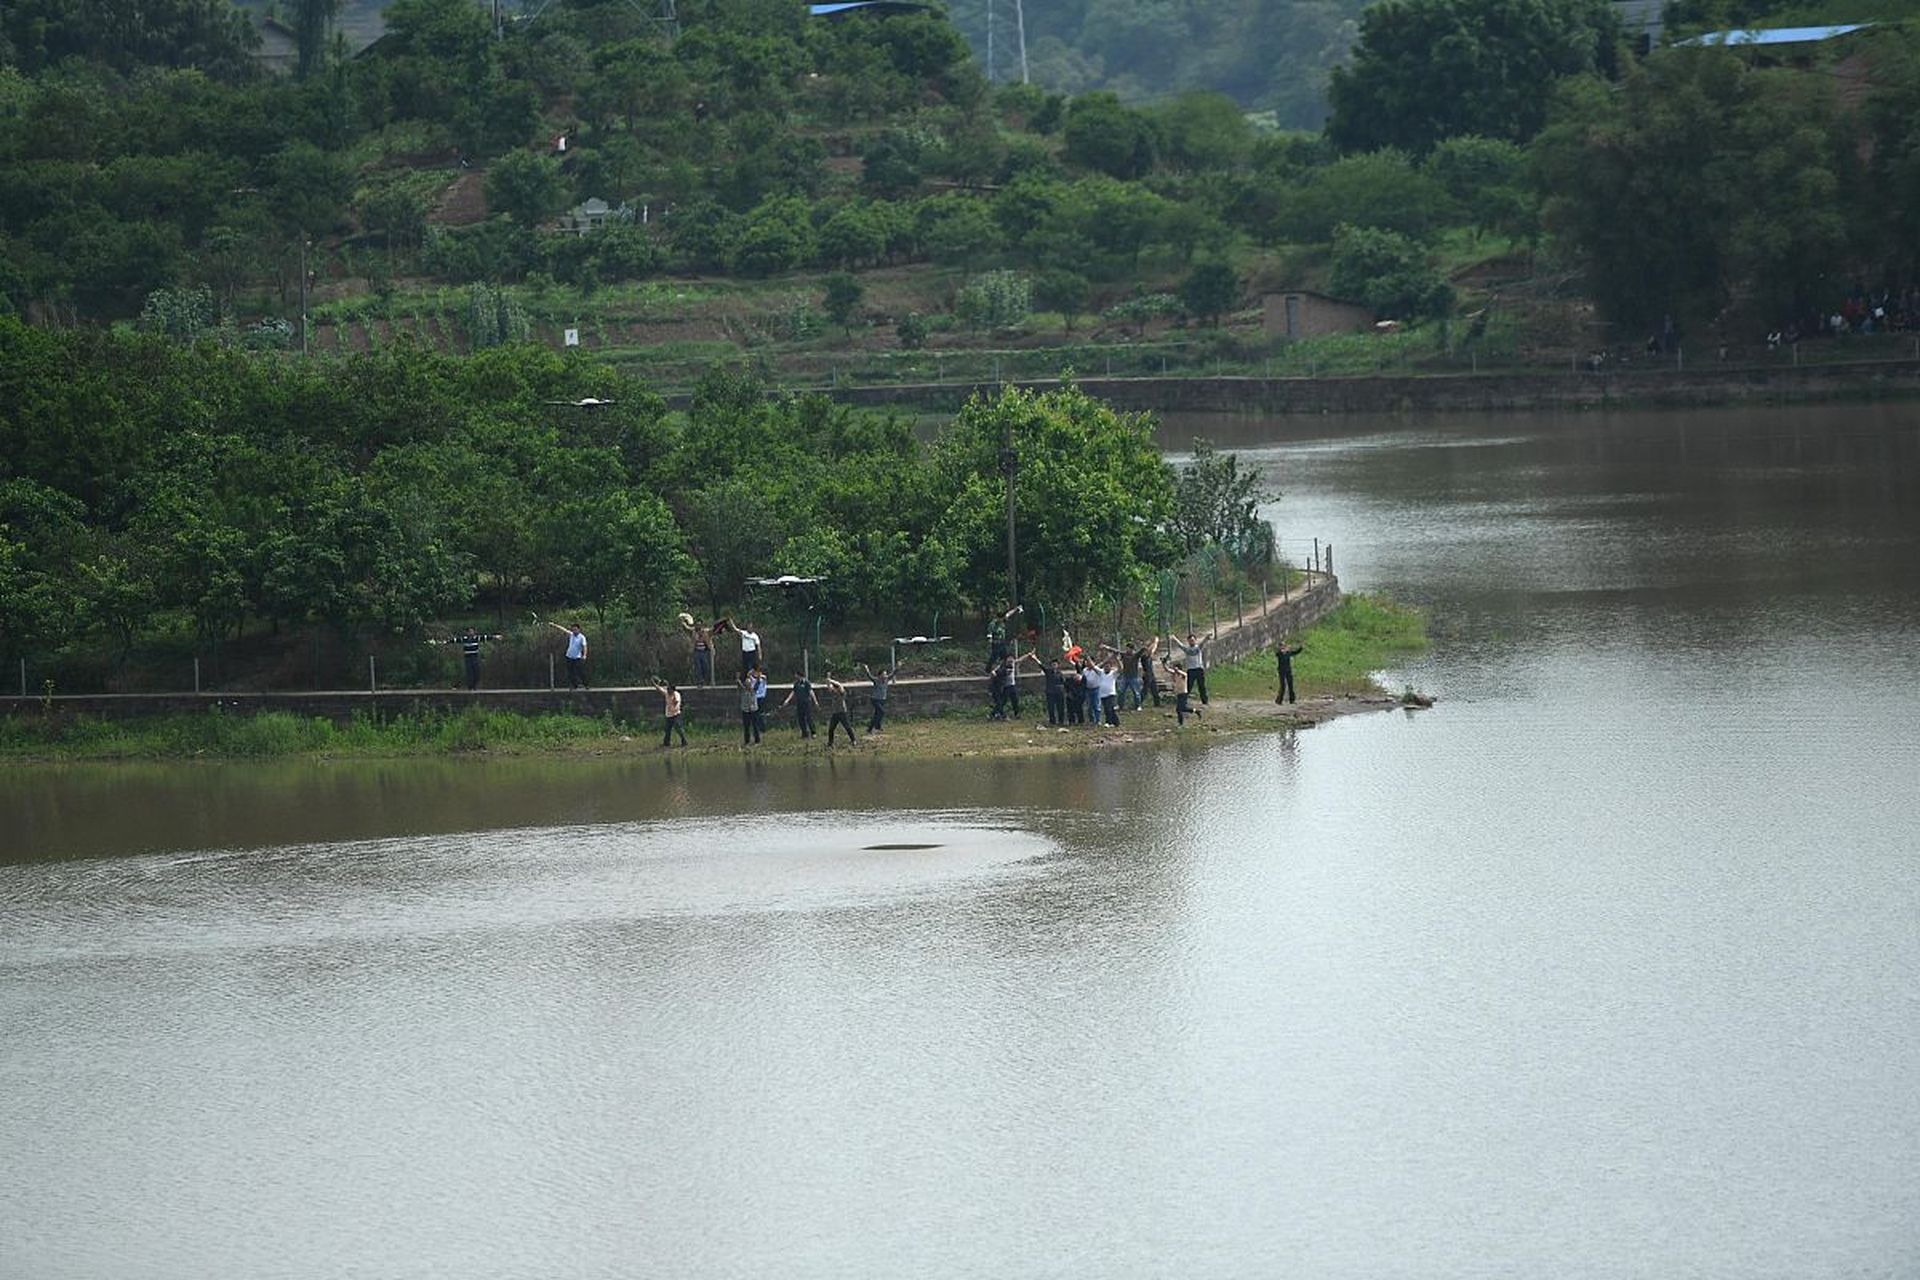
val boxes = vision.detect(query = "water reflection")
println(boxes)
[4,404,1919,1279]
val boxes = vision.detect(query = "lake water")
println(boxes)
[4,405,1918,1279]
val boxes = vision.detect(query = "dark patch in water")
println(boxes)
[863,843,940,851]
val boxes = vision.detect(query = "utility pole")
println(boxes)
[1015,0,1028,84]
[1000,417,1018,606]
[299,236,310,356]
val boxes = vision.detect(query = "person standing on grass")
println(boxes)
[548,621,589,689]
[1082,658,1103,726]
[737,671,762,745]
[825,675,859,746]
[653,679,688,747]
[1169,630,1210,704]
[753,668,770,736]
[781,671,819,738]
[1099,658,1122,726]
[862,658,899,732]
[1062,662,1085,725]
[1276,637,1305,705]
[1167,659,1198,726]
[1032,652,1067,726]
[987,656,1011,720]
[1135,641,1161,707]
[998,653,1022,719]
[1117,643,1143,710]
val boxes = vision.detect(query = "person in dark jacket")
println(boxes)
[1276,637,1305,704]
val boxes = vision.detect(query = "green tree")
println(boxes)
[1328,0,1620,154]
[485,151,568,229]
[268,142,353,237]
[1158,92,1253,172]
[822,273,864,333]
[1062,92,1160,179]
[1533,47,1848,329]
[1272,150,1450,243]
[1170,439,1274,565]
[933,383,1175,613]
[1180,261,1239,327]
[292,0,340,79]
[1033,268,1090,331]
[1426,135,1533,241]
[1328,223,1454,320]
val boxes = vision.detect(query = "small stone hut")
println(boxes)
[1262,291,1376,340]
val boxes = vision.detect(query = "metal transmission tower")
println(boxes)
[985,0,1028,85]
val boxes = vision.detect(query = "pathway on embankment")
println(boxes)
[0,576,1342,727]
[676,357,1920,416]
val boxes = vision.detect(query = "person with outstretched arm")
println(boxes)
[430,628,502,690]
[715,617,763,676]
[1276,636,1305,704]
[780,671,819,738]
[653,679,688,747]
[1168,630,1211,705]
[737,671,762,745]
[548,621,589,689]
[824,675,858,746]
[987,603,1022,673]
[861,658,899,733]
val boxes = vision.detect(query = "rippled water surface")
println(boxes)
[5,405,1919,1279]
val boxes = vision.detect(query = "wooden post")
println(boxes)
[368,654,377,692]
[194,657,201,694]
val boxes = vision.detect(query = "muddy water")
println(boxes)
[4,404,1918,1279]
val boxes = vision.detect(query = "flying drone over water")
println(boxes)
[544,397,617,407]
[747,574,826,589]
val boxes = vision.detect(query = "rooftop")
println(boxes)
[1679,23,1875,47]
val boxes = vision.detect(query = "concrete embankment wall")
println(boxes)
[0,578,1343,730]
[748,360,1920,416]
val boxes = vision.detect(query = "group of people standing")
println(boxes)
[659,614,897,749]
[988,628,1221,728]
[446,605,1307,751]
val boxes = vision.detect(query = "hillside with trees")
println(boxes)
[2,0,1918,365]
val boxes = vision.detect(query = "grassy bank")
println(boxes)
[1205,594,1428,700]
[0,595,1427,762]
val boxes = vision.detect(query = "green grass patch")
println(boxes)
[1205,593,1427,700]
[0,707,634,761]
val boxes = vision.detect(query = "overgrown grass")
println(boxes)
[0,707,634,761]
[1205,594,1427,700]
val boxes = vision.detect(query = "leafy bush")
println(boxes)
[1328,224,1454,321]
[954,270,1031,332]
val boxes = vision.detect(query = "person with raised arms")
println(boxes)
[780,670,819,738]
[736,671,762,746]
[652,679,688,747]
[861,657,900,733]
[547,621,589,690]
[824,674,859,747]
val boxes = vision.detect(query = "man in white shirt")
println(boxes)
[1169,631,1210,704]
[736,622,762,676]
[549,621,589,689]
